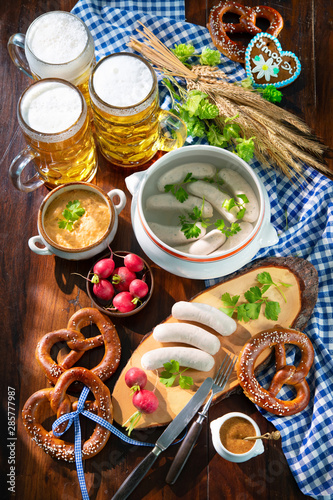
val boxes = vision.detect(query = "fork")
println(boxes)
[165,353,237,485]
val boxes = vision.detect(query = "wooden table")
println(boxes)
[1,1,332,499]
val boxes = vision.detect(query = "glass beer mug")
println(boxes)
[7,11,95,103]
[9,79,98,192]
[89,53,187,167]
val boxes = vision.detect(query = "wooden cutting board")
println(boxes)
[112,256,318,428]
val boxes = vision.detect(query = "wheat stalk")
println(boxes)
[128,23,329,178]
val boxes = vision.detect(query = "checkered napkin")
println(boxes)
[72,2,333,498]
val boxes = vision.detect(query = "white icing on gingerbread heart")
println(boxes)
[245,33,301,88]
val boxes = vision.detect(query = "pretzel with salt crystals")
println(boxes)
[22,367,112,462]
[36,307,121,386]
[237,326,314,416]
[207,1,284,63]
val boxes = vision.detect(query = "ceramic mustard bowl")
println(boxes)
[28,182,126,260]
[210,412,264,463]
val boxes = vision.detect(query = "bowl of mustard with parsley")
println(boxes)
[28,182,126,260]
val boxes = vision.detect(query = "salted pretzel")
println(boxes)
[36,307,121,386]
[207,1,284,63]
[237,326,314,416]
[22,367,113,461]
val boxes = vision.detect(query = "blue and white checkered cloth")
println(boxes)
[72,2,333,498]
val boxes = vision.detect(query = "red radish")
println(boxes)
[129,279,149,303]
[93,257,115,279]
[124,253,145,273]
[125,367,147,392]
[112,291,136,313]
[123,389,159,436]
[112,267,136,292]
[132,390,159,414]
[93,279,114,301]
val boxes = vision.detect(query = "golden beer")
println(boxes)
[89,53,187,167]
[10,79,97,191]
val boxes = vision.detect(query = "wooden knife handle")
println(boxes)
[112,447,161,500]
[165,420,203,484]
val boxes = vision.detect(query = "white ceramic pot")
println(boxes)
[125,145,278,279]
[210,412,264,463]
[28,182,126,260]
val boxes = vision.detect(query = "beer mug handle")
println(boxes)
[7,33,33,79]
[155,110,187,152]
[9,146,44,192]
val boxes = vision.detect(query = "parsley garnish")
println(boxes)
[159,360,193,389]
[58,200,85,231]
[220,272,292,322]
[214,219,241,238]
[222,194,249,219]
[164,172,198,203]
[179,199,210,239]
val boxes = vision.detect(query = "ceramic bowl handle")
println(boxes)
[28,236,53,256]
[125,171,146,197]
[260,223,278,247]
[107,189,126,215]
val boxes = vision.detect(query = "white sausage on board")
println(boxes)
[141,346,215,371]
[153,323,221,355]
[171,301,236,336]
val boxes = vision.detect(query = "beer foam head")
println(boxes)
[25,12,94,84]
[20,81,83,134]
[93,55,154,107]
[27,12,88,64]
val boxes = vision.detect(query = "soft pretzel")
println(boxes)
[237,326,314,416]
[207,1,284,63]
[36,308,121,386]
[22,367,113,461]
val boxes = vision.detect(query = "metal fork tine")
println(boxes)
[213,353,229,382]
[216,354,237,387]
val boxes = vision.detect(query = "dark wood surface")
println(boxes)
[1,1,331,499]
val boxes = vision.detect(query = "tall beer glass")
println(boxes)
[8,11,95,103]
[89,53,187,167]
[9,79,98,192]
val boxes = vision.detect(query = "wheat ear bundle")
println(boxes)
[129,23,329,179]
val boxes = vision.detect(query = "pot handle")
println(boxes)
[260,223,278,248]
[125,171,146,197]
[28,236,53,256]
[107,189,126,215]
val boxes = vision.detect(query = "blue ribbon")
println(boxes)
[52,386,185,500]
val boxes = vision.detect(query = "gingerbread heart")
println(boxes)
[245,33,301,88]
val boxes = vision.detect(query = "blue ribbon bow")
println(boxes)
[52,385,185,499]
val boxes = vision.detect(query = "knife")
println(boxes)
[111,376,214,500]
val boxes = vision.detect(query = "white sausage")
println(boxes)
[148,221,206,246]
[146,193,213,218]
[187,181,238,222]
[153,323,221,355]
[218,168,259,223]
[175,229,226,255]
[157,163,216,192]
[171,301,236,336]
[215,221,253,252]
[141,347,215,372]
